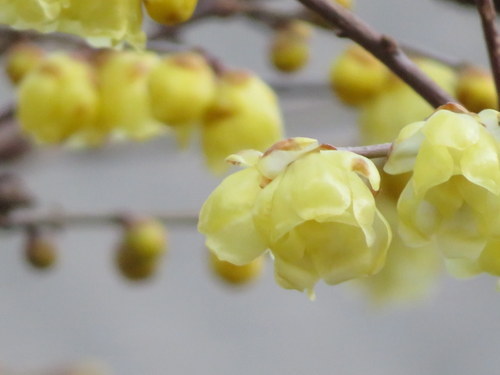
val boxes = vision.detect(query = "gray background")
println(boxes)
[1,0,500,374]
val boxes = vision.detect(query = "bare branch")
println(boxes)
[294,0,456,108]
[476,0,500,108]
[0,210,199,231]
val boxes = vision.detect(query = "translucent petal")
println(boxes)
[460,135,500,195]
[422,110,480,150]
[412,142,454,197]
[198,168,267,265]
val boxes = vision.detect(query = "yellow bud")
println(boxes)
[149,52,216,126]
[115,217,167,281]
[18,53,99,144]
[144,0,198,26]
[360,58,457,144]
[5,43,45,85]
[121,218,167,259]
[202,70,283,173]
[457,66,497,112]
[335,0,353,8]
[209,251,264,285]
[115,246,158,281]
[270,21,312,73]
[94,50,163,143]
[25,230,57,270]
[329,45,389,106]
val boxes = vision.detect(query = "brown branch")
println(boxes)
[476,0,500,109]
[294,0,456,108]
[0,210,199,231]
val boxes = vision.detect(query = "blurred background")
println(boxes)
[1,0,500,374]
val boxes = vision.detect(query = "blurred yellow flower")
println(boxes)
[0,0,146,47]
[202,70,283,174]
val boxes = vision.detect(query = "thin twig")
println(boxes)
[0,104,15,125]
[0,211,199,231]
[295,0,456,108]
[476,0,500,108]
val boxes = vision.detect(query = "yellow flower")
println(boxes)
[199,137,391,298]
[58,0,145,47]
[17,53,98,144]
[0,0,146,48]
[385,106,500,264]
[201,70,283,173]
[0,0,62,32]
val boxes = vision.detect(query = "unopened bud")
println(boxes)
[457,66,497,112]
[144,0,198,26]
[115,217,167,281]
[5,43,45,84]
[270,21,312,73]
[25,228,57,270]
[209,252,264,285]
[330,44,389,106]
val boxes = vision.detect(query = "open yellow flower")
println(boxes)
[385,106,500,265]
[0,0,146,48]
[199,137,391,298]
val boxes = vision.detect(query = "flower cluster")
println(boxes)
[0,0,199,47]
[198,137,392,299]
[12,47,283,170]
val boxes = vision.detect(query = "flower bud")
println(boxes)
[202,70,283,173]
[209,251,264,285]
[148,52,216,145]
[360,58,457,144]
[144,0,198,26]
[457,66,497,112]
[25,229,57,270]
[121,217,167,259]
[5,43,45,85]
[115,246,158,281]
[18,53,99,144]
[94,50,163,143]
[270,21,312,73]
[329,45,389,106]
[335,0,353,8]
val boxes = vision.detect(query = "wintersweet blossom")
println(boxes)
[0,0,146,47]
[198,137,391,298]
[384,105,500,268]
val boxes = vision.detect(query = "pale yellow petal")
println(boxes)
[198,168,267,265]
